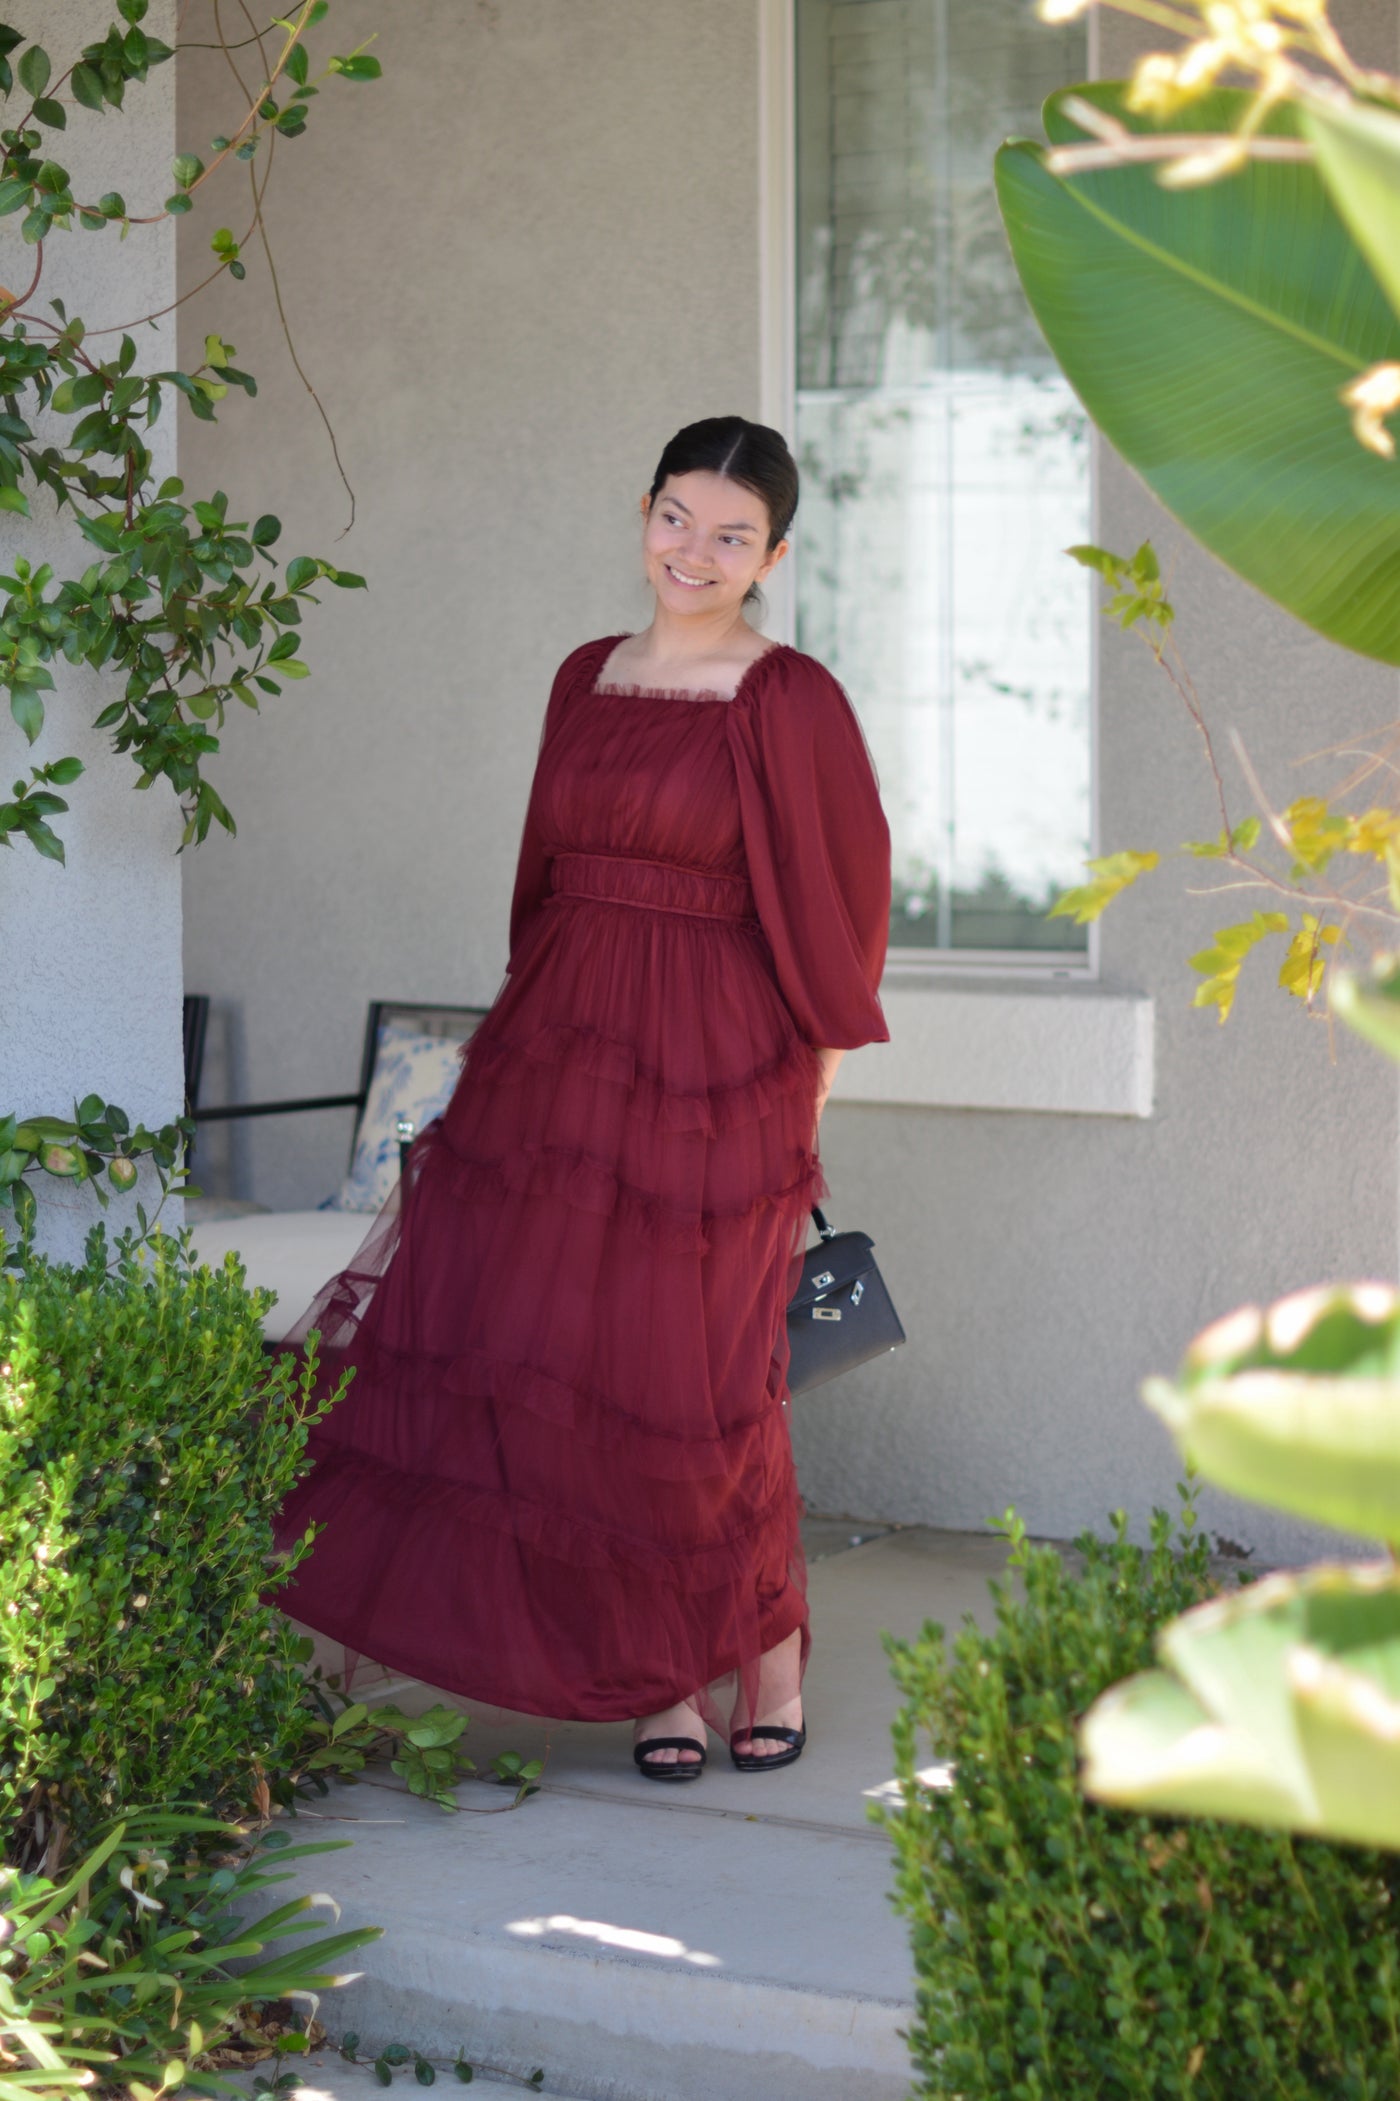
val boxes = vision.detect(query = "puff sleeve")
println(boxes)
[728,652,891,1049]
[507,640,602,965]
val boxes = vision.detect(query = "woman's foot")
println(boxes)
[730,1626,804,1761]
[632,1696,707,1775]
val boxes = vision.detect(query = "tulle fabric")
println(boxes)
[269,636,891,1729]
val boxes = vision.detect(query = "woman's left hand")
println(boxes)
[813,1046,845,1127]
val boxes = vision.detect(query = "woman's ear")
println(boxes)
[757,536,790,583]
[639,492,651,521]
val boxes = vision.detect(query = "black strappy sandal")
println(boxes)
[729,1722,807,1773]
[632,1735,708,1783]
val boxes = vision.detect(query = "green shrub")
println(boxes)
[0,1227,343,1869]
[881,1498,1400,2101]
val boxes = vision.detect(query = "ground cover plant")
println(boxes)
[881,1497,1400,2100]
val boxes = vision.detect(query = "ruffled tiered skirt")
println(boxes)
[270,849,823,1723]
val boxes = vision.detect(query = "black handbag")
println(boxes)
[785,1206,906,1397]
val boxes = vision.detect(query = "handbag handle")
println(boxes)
[811,1205,837,1242]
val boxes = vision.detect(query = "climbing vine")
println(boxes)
[0,0,377,862]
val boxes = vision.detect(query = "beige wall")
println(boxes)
[178,0,764,1200]
[4,0,183,1261]
[180,0,1400,1558]
[794,0,1400,1563]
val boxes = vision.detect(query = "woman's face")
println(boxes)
[641,471,788,619]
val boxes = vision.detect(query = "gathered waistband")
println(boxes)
[550,851,758,924]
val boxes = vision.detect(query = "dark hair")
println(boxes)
[648,416,799,551]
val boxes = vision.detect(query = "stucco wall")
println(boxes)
[794,0,1400,1565]
[2,0,183,1262]
[179,0,1400,1559]
[176,0,764,1204]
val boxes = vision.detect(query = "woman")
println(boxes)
[272,417,891,1780]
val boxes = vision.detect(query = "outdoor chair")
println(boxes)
[183,999,486,1340]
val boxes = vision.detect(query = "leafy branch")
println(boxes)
[0,2,380,861]
[1037,0,1399,183]
[1054,540,1400,1022]
[0,1093,192,1264]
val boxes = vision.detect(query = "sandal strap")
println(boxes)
[633,1736,706,1761]
[730,1724,805,1749]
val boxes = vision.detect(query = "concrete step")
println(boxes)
[263,1527,1011,2101]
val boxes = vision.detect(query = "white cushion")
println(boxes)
[327,1029,465,1213]
[184,1210,372,1341]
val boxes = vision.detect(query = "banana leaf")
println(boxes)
[995,85,1400,662]
[1303,95,1400,329]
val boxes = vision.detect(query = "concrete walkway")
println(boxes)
[268,1525,1013,2101]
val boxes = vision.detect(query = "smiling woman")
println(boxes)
[267,415,892,1791]
[600,417,801,682]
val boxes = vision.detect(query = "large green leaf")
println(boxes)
[1303,95,1400,328]
[1144,1282,1400,1541]
[1333,958,1400,1064]
[995,85,1400,663]
[1080,1562,1400,1849]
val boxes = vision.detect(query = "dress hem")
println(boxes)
[267,1585,810,1725]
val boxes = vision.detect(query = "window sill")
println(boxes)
[831,978,1155,1119]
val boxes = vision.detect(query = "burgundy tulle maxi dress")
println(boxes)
[270,635,891,1726]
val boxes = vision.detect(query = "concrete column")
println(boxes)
[1,0,183,1262]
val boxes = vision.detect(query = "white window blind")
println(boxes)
[795,0,1092,958]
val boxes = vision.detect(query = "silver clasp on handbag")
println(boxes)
[813,1306,842,1322]
[813,1269,835,1291]
[851,1278,864,1308]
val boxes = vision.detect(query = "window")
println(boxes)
[794,0,1093,960]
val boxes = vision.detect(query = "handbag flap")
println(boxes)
[789,1229,876,1310]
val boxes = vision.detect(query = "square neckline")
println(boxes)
[590,635,789,707]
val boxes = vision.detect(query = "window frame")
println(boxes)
[758,0,1102,984]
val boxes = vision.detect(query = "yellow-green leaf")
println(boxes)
[1284,796,1349,876]
[1048,848,1159,925]
[1189,911,1290,1024]
[1345,807,1400,908]
[1184,815,1264,860]
[1279,916,1341,1003]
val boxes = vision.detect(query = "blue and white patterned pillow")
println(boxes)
[326,1029,465,1213]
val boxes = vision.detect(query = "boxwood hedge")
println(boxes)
[0,1227,341,1869]
[881,1499,1400,2100]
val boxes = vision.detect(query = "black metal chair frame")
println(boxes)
[182,993,210,1115]
[187,999,488,1167]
